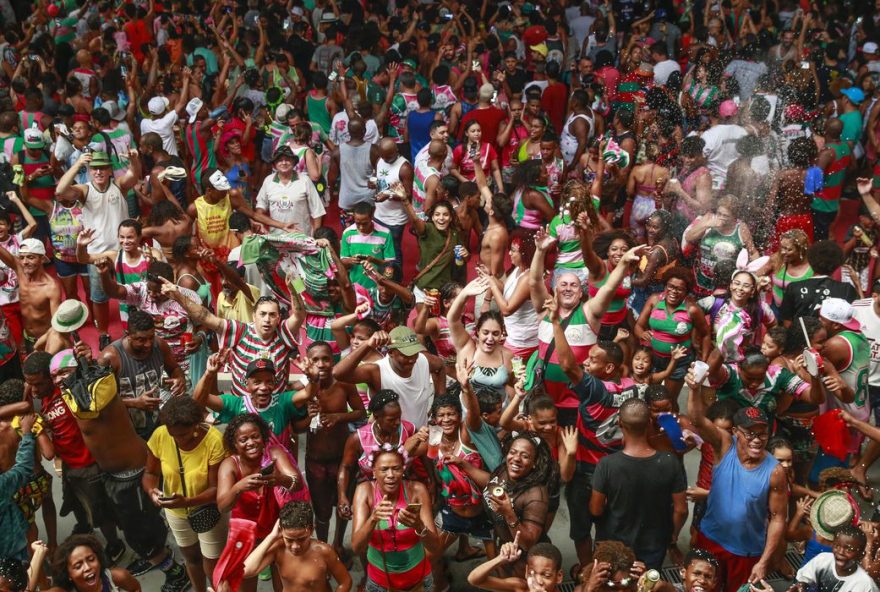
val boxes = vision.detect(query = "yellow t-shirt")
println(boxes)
[216,284,261,323]
[147,425,227,517]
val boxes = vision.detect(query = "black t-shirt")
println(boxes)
[779,276,859,323]
[592,450,686,558]
[506,68,530,95]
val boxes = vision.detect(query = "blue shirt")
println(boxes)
[0,433,35,561]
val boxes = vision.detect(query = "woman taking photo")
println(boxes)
[351,446,441,592]
[47,535,140,592]
[447,278,514,398]
[683,195,760,297]
[630,210,682,315]
[497,99,530,186]
[634,267,710,399]
[216,413,304,592]
[486,229,540,361]
[143,396,227,592]
[451,120,504,189]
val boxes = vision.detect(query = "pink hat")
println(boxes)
[718,99,738,118]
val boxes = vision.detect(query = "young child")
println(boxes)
[243,501,351,592]
[468,533,564,592]
[795,525,876,592]
[330,314,383,413]
[630,345,688,398]
[655,549,720,592]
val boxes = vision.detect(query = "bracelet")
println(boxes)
[415,525,428,537]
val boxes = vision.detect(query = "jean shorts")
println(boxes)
[88,264,109,304]
[55,259,89,278]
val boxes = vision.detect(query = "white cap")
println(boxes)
[291,6,304,16]
[18,238,49,262]
[208,170,231,191]
[275,103,293,121]
[148,96,170,116]
[185,97,204,124]
[819,298,862,331]
[864,41,879,55]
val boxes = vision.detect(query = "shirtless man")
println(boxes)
[243,501,352,592]
[0,239,61,350]
[61,342,190,590]
[473,158,512,278]
[293,341,365,549]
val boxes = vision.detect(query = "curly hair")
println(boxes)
[22,352,52,377]
[431,391,462,417]
[51,535,109,590]
[426,200,461,231]
[493,431,556,499]
[159,395,204,428]
[0,379,24,406]
[661,266,694,292]
[279,500,314,530]
[578,541,636,584]
[223,413,270,454]
[592,230,636,260]
[0,557,27,591]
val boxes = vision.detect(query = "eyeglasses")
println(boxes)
[737,428,769,442]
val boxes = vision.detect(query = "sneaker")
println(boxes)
[99,333,111,351]
[161,563,192,592]
[258,565,272,581]
[106,540,126,565]
[126,557,157,577]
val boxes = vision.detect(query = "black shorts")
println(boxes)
[103,468,168,559]
[566,468,595,542]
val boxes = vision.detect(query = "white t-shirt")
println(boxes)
[255,173,326,237]
[852,298,880,387]
[796,553,879,592]
[140,110,179,156]
[654,59,682,86]
[328,111,379,146]
[83,181,129,254]
[701,124,747,190]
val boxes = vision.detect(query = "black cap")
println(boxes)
[271,145,300,164]
[733,406,769,429]
[245,358,276,378]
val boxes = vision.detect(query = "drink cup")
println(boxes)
[180,332,193,347]
[803,348,823,377]
[692,360,709,384]
[427,425,443,459]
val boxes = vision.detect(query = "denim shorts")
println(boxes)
[652,351,694,381]
[438,504,494,540]
[88,264,108,304]
[55,259,89,278]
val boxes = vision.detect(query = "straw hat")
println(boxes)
[810,490,857,541]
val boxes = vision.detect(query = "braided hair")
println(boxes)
[368,389,401,416]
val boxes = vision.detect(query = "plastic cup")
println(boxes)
[427,425,443,459]
[692,360,709,384]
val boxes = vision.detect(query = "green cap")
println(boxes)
[88,151,112,167]
[387,326,426,356]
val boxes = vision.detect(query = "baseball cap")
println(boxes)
[529,43,548,58]
[185,97,204,124]
[819,298,862,331]
[840,87,865,105]
[291,6,304,16]
[387,326,426,356]
[23,127,45,149]
[18,238,49,263]
[207,170,232,191]
[864,41,879,55]
[148,96,170,116]
[719,99,738,118]
[50,349,78,375]
[733,406,768,429]
[245,358,276,378]
[478,83,495,101]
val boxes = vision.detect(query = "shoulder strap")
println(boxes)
[541,309,577,369]
[410,227,454,287]
[174,442,189,500]
[98,131,119,161]
[709,296,725,325]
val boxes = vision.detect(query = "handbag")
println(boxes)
[174,442,222,533]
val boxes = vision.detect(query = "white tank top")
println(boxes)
[84,180,129,254]
[502,268,539,348]
[374,155,409,225]
[560,112,594,166]
[377,354,433,428]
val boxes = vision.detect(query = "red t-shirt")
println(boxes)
[42,391,95,469]
[452,142,499,181]
[541,81,569,134]
[459,106,507,151]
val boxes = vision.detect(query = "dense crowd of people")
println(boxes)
[3,0,880,591]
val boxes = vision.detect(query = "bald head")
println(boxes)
[825,118,843,140]
[428,140,448,160]
[619,398,650,436]
[379,138,398,160]
[348,118,365,139]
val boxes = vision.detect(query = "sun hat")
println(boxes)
[51,300,89,334]
[529,43,548,58]
[18,238,49,263]
[157,166,187,182]
[147,96,169,116]
[820,298,863,331]
[810,490,858,541]
[387,326,426,356]
[88,151,113,168]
